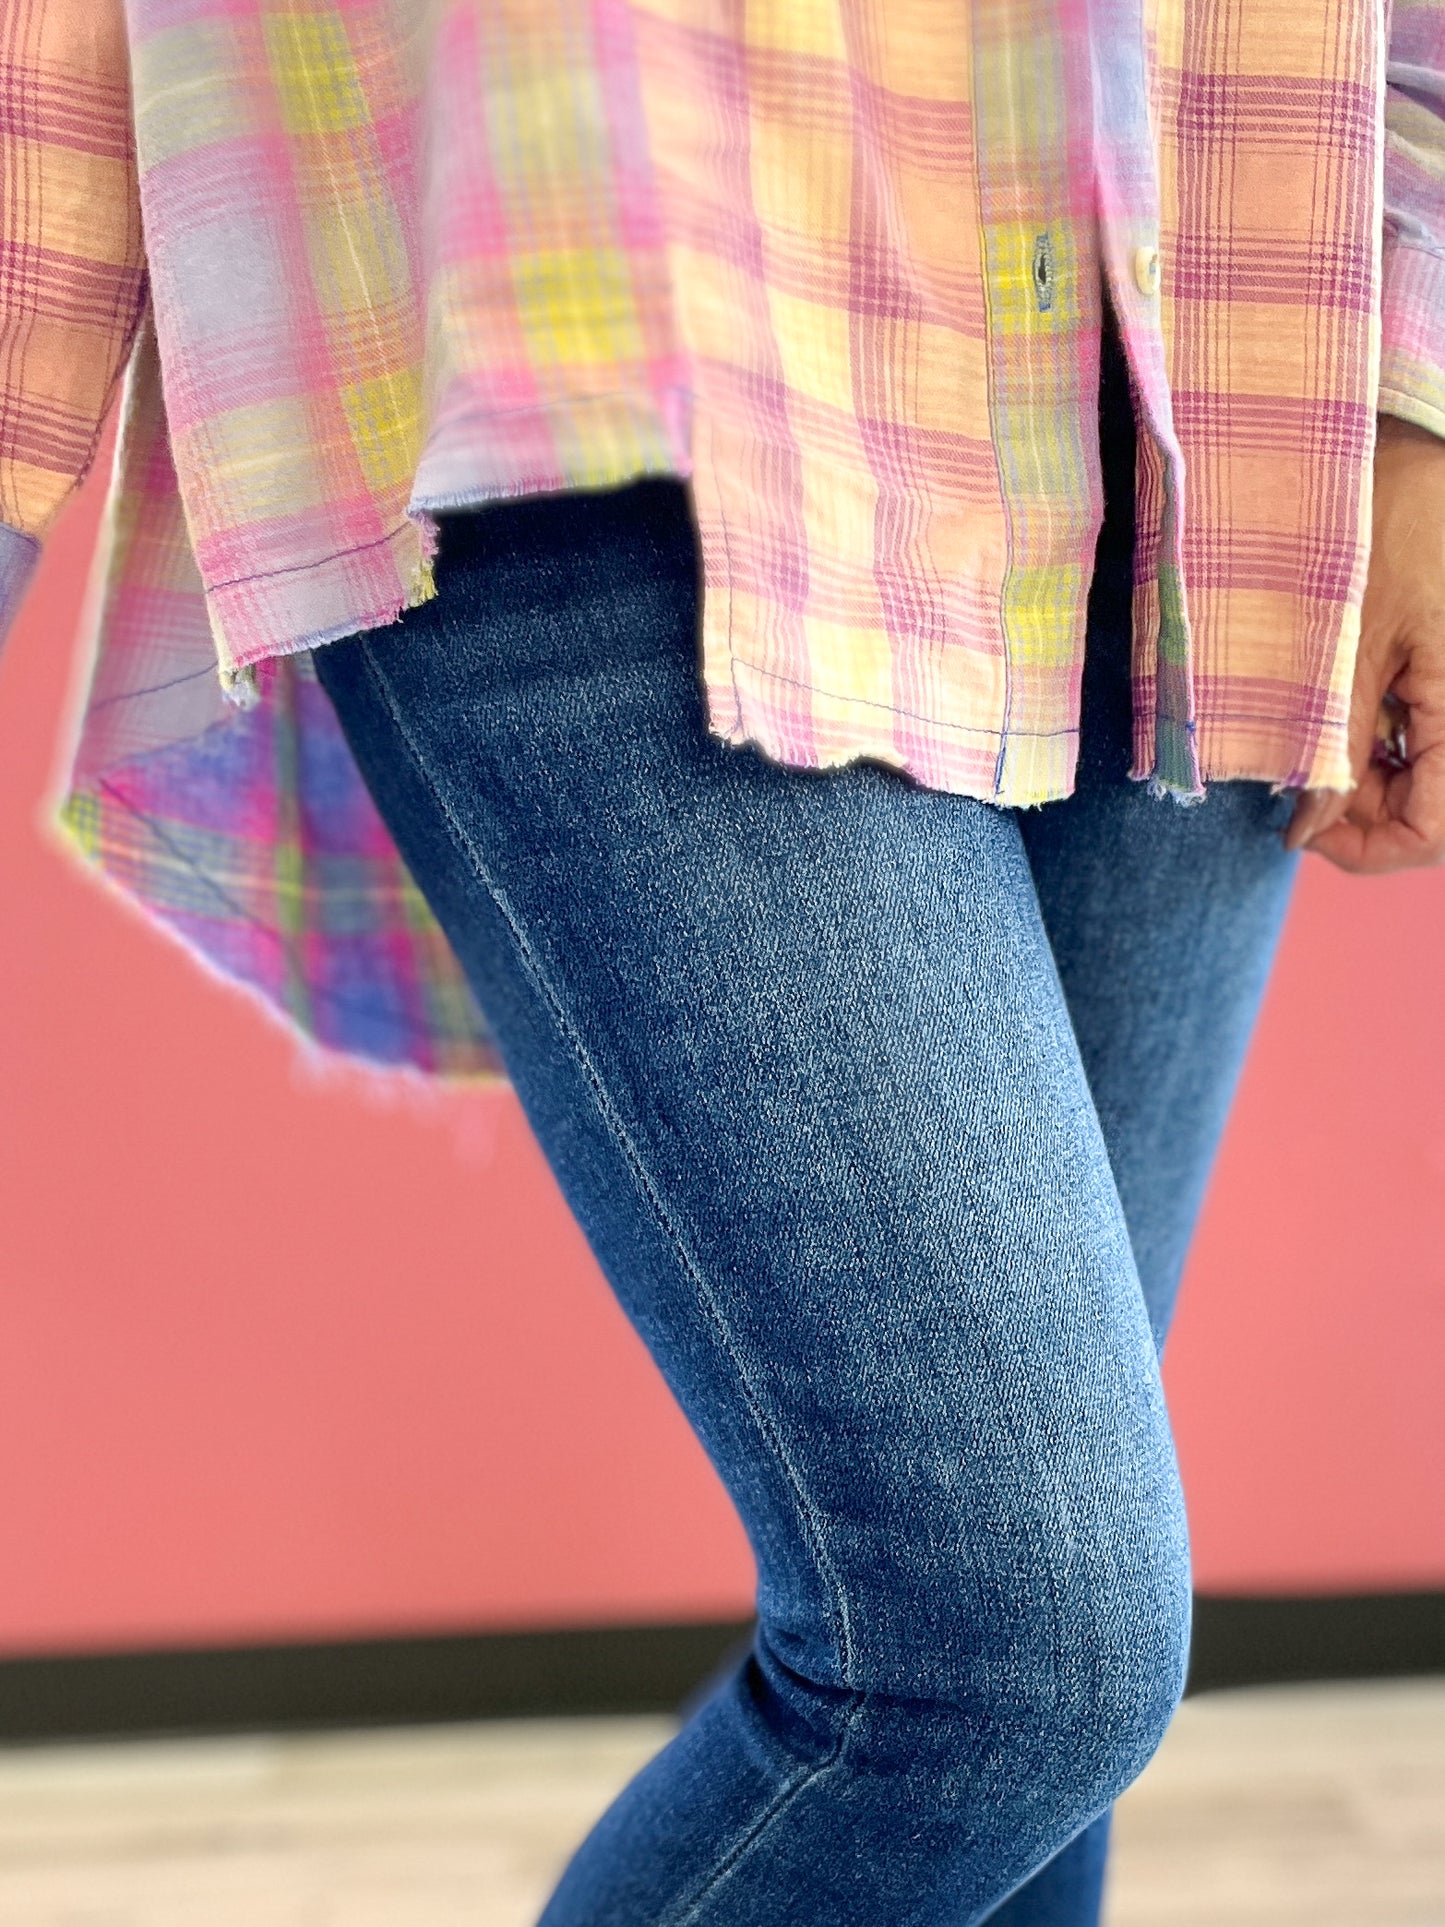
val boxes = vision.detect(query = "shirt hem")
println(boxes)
[213,422,693,693]
[709,648,1353,807]
[706,648,1077,809]
[214,515,439,691]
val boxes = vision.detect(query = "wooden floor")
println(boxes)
[0,1678,1439,1924]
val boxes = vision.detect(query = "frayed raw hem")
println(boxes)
[219,554,439,708]
[216,509,442,708]
[705,661,1060,807]
[221,663,262,708]
[214,456,698,712]
[1137,769,1209,808]
[1140,770,1209,809]
[1132,766,1354,806]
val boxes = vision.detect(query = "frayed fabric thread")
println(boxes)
[215,526,438,712]
[221,662,261,709]
[1142,772,1208,808]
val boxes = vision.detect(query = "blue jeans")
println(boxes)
[313,330,1299,1924]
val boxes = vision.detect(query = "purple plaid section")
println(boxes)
[1381,0,1445,437]
[0,524,40,648]
[59,665,499,1076]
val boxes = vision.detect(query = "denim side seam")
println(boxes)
[664,1691,868,1927]
[350,636,859,1689]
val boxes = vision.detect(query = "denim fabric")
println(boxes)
[313,320,1299,1923]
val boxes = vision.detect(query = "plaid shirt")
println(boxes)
[3,0,1444,1077]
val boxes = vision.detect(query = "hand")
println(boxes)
[1286,413,1445,871]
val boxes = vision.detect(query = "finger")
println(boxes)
[1285,786,1349,851]
[1307,739,1445,872]
[1343,629,1395,784]
[1298,618,1398,858]
[1344,761,1391,832]
[1295,762,1387,864]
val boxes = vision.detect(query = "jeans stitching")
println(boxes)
[664,1690,868,1927]
[352,637,858,1694]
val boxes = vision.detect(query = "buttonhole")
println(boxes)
[1032,231,1055,313]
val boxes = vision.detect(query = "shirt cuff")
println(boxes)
[1378,234,1445,440]
[0,523,41,654]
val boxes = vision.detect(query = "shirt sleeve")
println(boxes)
[1380,0,1445,436]
[0,0,146,649]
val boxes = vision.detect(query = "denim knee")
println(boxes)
[1013,1529,1192,1816]
[773,1539,1190,1890]
[756,1456,1192,1836]
[901,1508,1189,1825]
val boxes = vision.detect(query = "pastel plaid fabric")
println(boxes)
[3,0,1445,1076]
[0,0,145,616]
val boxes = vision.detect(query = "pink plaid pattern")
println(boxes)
[2,0,1444,1075]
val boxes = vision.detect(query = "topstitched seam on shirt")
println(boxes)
[202,442,692,602]
[352,630,860,1691]
[205,520,419,594]
[731,651,1083,742]
[83,663,218,713]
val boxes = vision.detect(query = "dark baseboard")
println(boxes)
[0,1592,1439,1746]
[1186,1590,1445,1694]
[0,1618,756,1746]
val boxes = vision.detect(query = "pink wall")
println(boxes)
[1,472,1442,1658]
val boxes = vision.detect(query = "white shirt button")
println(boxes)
[1133,245,1161,297]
